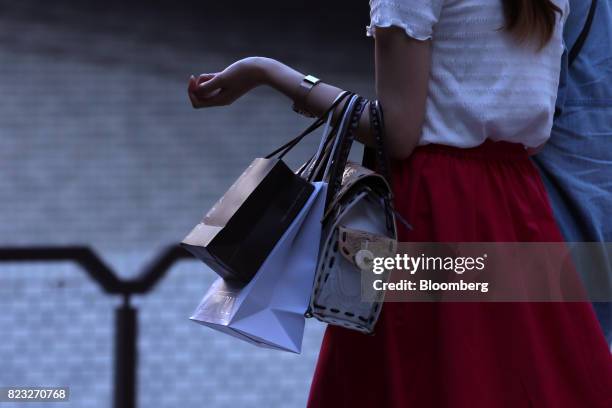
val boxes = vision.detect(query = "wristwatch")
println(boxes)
[292,75,321,117]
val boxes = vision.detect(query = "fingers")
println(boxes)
[188,75,203,108]
[197,73,215,85]
[195,89,225,107]
[195,74,223,97]
[188,72,226,108]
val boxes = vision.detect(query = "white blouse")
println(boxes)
[368,0,570,148]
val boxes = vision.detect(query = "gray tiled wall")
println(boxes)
[0,1,372,407]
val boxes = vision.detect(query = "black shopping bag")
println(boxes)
[181,157,314,282]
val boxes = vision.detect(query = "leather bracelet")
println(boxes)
[292,75,321,117]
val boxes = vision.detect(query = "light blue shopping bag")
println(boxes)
[190,182,327,353]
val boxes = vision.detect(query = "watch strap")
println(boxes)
[292,75,321,117]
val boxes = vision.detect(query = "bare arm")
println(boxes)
[372,27,431,158]
[188,28,430,159]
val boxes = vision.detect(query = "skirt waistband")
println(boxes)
[413,140,529,160]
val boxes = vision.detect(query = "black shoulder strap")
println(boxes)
[568,0,598,67]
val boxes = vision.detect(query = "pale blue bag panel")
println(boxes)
[534,0,612,343]
[190,182,327,353]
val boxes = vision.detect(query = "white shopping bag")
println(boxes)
[190,181,327,353]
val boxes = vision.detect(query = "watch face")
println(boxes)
[304,75,320,85]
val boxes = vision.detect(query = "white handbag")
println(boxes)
[307,96,400,334]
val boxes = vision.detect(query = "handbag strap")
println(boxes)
[368,100,413,231]
[325,95,367,206]
[368,100,392,186]
[303,92,356,181]
[322,95,361,181]
[322,95,413,232]
[368,100,397,232]
[297,111,336,179]
[305,94,359,184]
[265,91,351,160]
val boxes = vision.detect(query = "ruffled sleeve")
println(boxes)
[367,0,444,41]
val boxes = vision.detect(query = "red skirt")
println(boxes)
[308,141,612,408]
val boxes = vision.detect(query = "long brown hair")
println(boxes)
[502,0,563,48]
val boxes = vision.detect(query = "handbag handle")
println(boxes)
[368,100,396,231]
[327,98,403,231]
[265,91,351,160]
[295,112,335,179]
[324,95,367,206]
[368,100,392,186]
[308,94,359,183]
[302,92,356,181]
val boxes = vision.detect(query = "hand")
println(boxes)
[188,57,271,108]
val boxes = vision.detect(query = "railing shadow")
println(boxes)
[0,244,192,408]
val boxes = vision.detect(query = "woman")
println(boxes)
[188,0,612,406]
